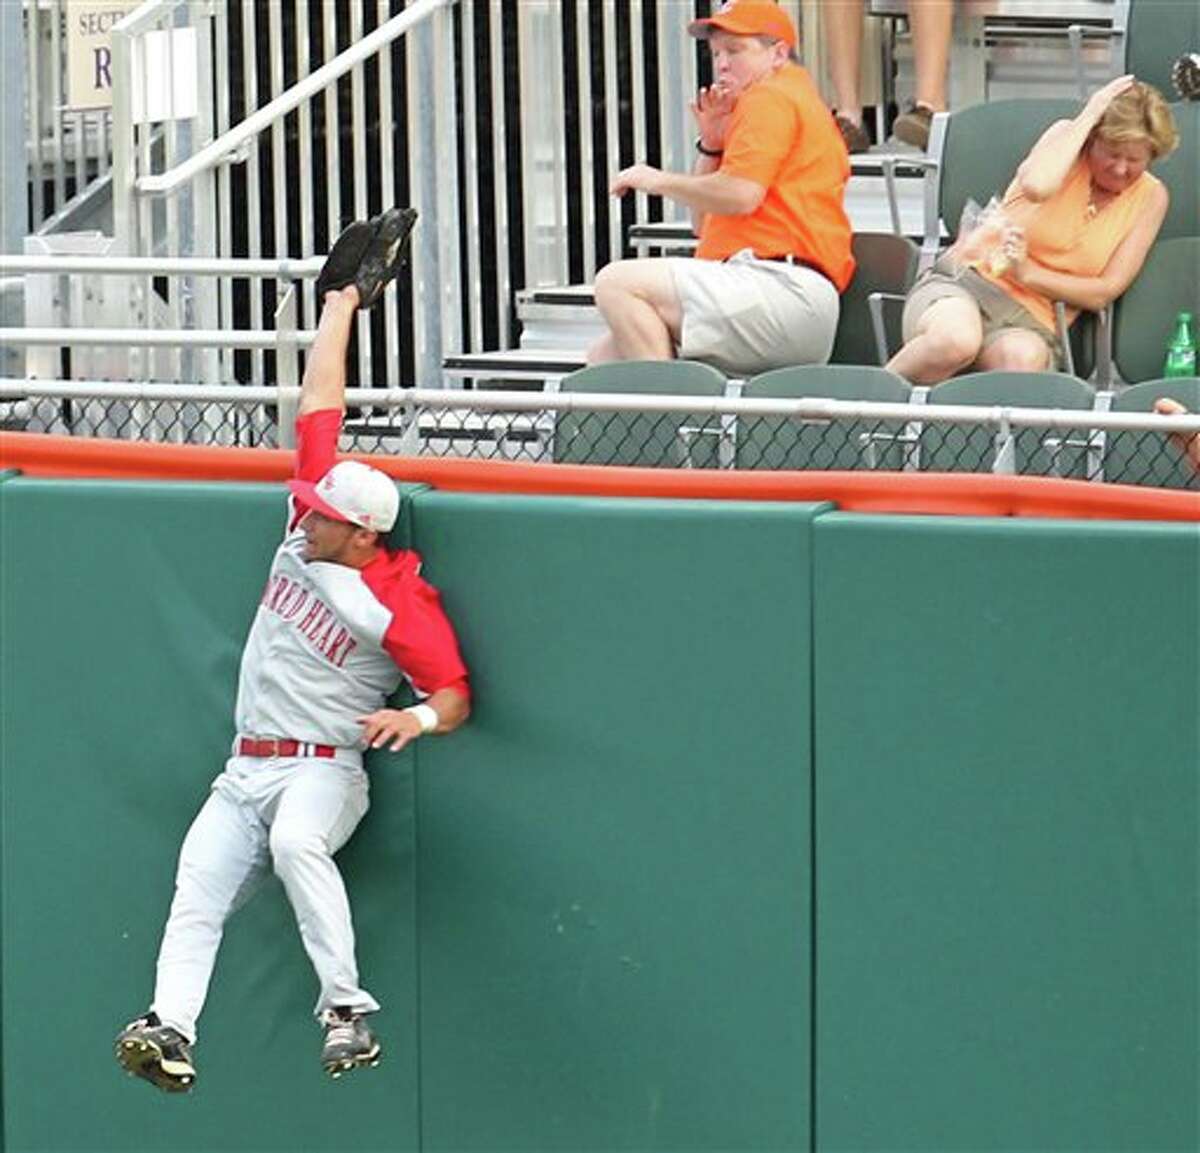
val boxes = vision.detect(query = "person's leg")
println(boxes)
[887,295,984,384]
[975,328,1053,372]
[823,0,871,151]
[893,0,953,148]
[586,331,623,365]
[152,787,271,1041]
[909,0,953,112]
[268,761,376,1019]
[588,259,684,364]
[824,0,864,123]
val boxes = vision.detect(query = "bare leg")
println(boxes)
[823,0,864,123]
[887,296,983,384]
[909,0,953,111]
[589,259,684,363]
[975,329,1052,373]
[587,332,623,365]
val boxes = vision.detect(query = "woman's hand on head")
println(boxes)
[1083,74,1135,125]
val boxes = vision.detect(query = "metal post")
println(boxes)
[1,0,26,375]
[111,16,136,256]
[412,16,443,386]
[275,285,299,448]
[192,2,220,387]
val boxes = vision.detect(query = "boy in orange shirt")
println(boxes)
[587,0,855,379]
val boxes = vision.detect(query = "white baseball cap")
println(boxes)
[287,460,399,533]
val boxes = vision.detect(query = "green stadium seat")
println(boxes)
[832,233,918,367]
[737,365,912,470]
[1112,237,1200,386]
[1124,0,1200,100]
[1156,102,1199,242]
[551,359,727,468]
[1104,377,1200,489]
[922,370,1098,475]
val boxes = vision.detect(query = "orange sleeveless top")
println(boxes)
[979,157,1163,331]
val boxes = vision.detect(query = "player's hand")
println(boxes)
[357,708,423,752]
[690,82,735,151]
[611,163,664,199]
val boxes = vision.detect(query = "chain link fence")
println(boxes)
[2,384,1198,491]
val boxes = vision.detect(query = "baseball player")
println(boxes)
[116,207,471,1091]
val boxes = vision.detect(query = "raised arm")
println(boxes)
[688,82,737,235]
[1013,75,1135,202]
[298,286,359,417]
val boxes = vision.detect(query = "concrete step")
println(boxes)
[516,284,603,352]
[443,347,587,387]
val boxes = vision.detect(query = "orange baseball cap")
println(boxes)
[688,1,797,50]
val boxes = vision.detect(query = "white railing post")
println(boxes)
[110,16,136,258]
[274,285,299,449]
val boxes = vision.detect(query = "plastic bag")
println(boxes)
[954,196,1013,277]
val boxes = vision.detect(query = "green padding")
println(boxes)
[410,493,824,1152]
[813,514,1199,1152]
[0,478,427,1152]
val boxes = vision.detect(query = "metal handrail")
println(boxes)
[114,0,173,36]
[3,381,1198,436]
[0,255,324,279]
[0,329,315,350]
[122,0,454,198]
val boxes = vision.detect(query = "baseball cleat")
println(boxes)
[115,1012,196,1093]
[319,1007,381,1078]
[315,207,418,310]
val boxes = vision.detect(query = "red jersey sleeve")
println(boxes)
[365,555,472,701]
[295,409,342,482]
[288,409,343,532]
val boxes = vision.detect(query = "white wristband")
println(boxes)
[405,704,439,734]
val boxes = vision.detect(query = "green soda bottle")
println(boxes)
[1163,311,1197,378]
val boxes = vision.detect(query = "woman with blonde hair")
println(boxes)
[888,76,1179,384]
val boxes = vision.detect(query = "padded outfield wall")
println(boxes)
[0,470,1196,1152]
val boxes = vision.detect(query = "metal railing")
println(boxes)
[3,382,1197,491]
[22,0,117,235]
[89,1,799,390]
[0,253,319,406]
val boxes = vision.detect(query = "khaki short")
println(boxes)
[668,250,841,378]
[901,256,1064,371]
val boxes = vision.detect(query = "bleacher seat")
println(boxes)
[737,365,912,471]
[1124,0,1200,98]
[832,233,918,367]
[923,370,1098,475]
[1104,377,1200,489]
[1112,237,1200,385]
[1157,102,1199,242]
[551,360,727,468]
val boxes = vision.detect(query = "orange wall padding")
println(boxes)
[2,430,1197,521]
